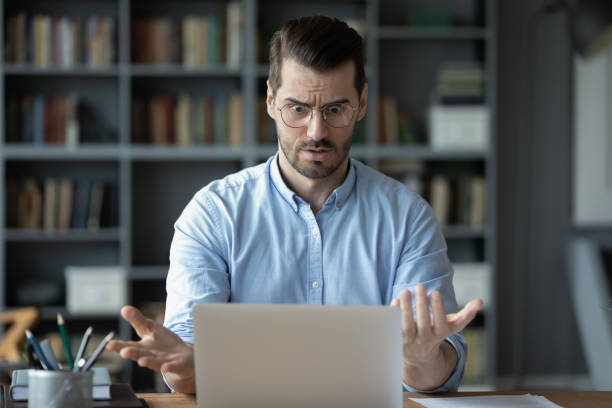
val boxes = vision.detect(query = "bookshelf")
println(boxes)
[0,0,497,391]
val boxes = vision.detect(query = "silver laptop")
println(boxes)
[193,303,402,408]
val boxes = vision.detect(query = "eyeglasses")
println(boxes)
[277,101,358,128]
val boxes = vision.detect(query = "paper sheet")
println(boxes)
[409,394,564,408]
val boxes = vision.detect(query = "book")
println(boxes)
[462,327,486,384]
[87,182,105,230]
[3,383,144,407]
[43,178,58,230]
[470,176,486,227]
[226,1,243,68]
[228,93,243,146]
[10,367,111,401]
[57,178,74,230]
[70,180,90,229]
[19,178,42,229]
[429,176,451,226]
[174,93,191,146]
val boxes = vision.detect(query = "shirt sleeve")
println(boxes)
[392,197,467,393]
[164,190,230,345]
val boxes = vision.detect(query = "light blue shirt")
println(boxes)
[164,154,467,393]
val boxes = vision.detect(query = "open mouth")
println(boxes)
[301,148,333,161]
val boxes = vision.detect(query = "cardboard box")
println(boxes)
[429,105,489,149]
[65,266,127,315]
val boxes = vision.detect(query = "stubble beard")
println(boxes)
[278,129,352,179]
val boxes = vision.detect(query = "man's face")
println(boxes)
[267,59,367,179]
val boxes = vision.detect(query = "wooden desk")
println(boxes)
[139,390,612,408]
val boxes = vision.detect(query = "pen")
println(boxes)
[57,313,75,370]
[24,330,53,370]
[73,326,93,372]
[81,331,114,372]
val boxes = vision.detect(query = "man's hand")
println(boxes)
[106,305,196,394]
[390,284,483,390]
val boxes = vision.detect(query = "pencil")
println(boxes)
[73,326,93,372]
[24,330,53,370]
[57,313,75,370]
[81,331,114,372]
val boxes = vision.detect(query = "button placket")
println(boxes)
[300,205,323,304]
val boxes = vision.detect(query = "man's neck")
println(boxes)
[277,153,349,214]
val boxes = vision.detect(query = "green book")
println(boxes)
[10,367,111,401]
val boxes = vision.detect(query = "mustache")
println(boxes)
[297,140,335,150]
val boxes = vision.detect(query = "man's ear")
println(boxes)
[356,83,368,121]
[266,80,276,120]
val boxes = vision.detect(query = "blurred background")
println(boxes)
[0,0,611,393]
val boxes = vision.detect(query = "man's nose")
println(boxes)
[306,109,328,141]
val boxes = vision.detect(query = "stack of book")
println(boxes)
[427,175,486,227]
[131,0,243,68]
[5,94,80,146]
[132,93,243,146]
[377,96,419,145]
[431,61,485,105]
[462,327,486,384]
[4,12,115,68]
[428,62,489,150]
[5,177,114,231]
[378,161,486,228]
[257,97,276,144]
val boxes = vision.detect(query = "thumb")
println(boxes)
[447,298,483,332]
[121,305,156,339]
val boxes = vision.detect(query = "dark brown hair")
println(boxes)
[268,15,366,98]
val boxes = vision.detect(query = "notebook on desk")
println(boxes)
[1,383,146,408]
[193,303,402,408]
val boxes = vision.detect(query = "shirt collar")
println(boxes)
[268,152,357,213]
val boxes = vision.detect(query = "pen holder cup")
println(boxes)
[28,369,93,408]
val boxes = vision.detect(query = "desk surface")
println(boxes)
[139,390,612,408]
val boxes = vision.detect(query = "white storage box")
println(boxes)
[429,105,490,149]
[452,262,491,310]
[65,266,127,315]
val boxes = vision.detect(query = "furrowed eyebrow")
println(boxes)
[282,97,350,107]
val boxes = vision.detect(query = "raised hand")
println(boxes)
[391,284,483,390]
[106,305,196,393]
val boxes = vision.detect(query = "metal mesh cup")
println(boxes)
[28,369,93,408]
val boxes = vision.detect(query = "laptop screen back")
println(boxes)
[193,303,402,408]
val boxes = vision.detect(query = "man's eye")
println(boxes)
[325,105,343,115]
[290,104,307,113]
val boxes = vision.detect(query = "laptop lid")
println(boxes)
[193,303,402,408]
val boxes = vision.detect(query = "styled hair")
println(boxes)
[268,15,366,97]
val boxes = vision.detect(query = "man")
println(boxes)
[107,15,482,394]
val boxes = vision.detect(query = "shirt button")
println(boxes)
[312,281,320,288]
[311,227,319,236]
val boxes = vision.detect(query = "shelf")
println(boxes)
[352,145,489,160]
[4,228,123,242]
[130,64,242,77]
[129,145,247,160]
[2,144,121,160]
[442,225,488,239]
[377,27,489,40]
[0,0,498,391]
[3,63,119,77]
[130,266,168,280]
[257,63,375,78]
[38,306,119,321]
[0,144,489,161]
